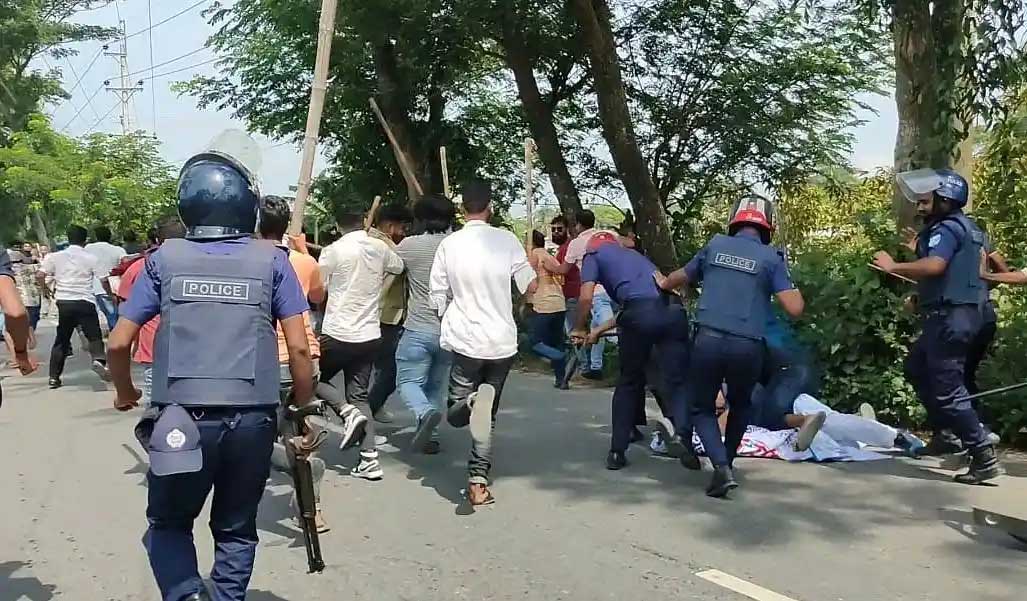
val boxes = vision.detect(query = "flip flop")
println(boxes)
[465,484,496,506]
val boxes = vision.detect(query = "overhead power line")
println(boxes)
[65,47,106,98]
[83,101,121,136]
[126,46,207,79]
[124,0,211,41]
[141,57,220,81]
[59,83,105,131]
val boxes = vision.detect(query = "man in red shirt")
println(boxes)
[114,216,186,405]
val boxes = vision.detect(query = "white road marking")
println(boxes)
[696,569,800,601]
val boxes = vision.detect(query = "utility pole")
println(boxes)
[289,0,340,235]
[104,20,143,135]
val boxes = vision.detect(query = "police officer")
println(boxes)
[570,231,694,471]
[873,169,999,485]
[657,195,803,497]
[107,145,315,601]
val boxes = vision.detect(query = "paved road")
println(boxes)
[1,326,1025,601]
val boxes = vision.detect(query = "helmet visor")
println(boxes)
[896,168,943,202]
[181,128,263,196]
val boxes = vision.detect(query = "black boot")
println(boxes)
[915,429,963,457]
[954,445,1000,485]
[183,591,212,601]
[606,450,628,470]
[706,466,738,498]
[679,444,701,471]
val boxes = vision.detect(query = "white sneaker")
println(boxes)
[351,451,383,481]
[650,432,669,456]
[336,405,368,450]
[373,434,388,446]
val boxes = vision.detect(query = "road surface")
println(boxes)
[1,325,1025,601]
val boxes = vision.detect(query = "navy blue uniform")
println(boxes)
[904,212,988,449]
[682,230,793,467]
[581,244,691,452]
[121,237,308,601]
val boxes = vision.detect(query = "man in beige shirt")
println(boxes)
[367,205,413,423]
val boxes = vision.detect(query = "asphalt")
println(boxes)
[1,324,1025,601]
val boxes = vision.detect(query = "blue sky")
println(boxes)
[41,0,897,197]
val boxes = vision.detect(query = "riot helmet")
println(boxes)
[895,168,969,210]
[728,194,775,244]
[177,129,263,240]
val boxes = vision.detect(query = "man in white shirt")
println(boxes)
[429,180,537,506]
[318,210,404,481]
[563,209,615,379]
[84,225,126,331]
[36,225,109,389]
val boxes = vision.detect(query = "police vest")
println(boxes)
[916,213,984,309]
[150,238,281,407]
[695,234,779,340]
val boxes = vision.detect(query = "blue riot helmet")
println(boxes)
[177,152,260,239]
[895,168,969,209]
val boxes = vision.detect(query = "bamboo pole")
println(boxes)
[369,97,424,202]
[524,138,536,250]
[288,0,339,236]
[440,146,451,199]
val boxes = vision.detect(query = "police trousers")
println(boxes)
[611,298,691,453]
[145,406,277,601]
[687,328,765,468]
[905,305,987,449]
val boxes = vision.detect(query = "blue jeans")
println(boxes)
[530,311,566,382]
[396,329,453,428]
[590,291,616,371]
[145,406,277,601]
[95,293,118,330]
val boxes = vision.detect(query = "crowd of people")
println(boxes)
[0,145,1022,599]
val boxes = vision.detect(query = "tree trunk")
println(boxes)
[374,41,426,204]
[892,0,938,229]
[570,0,677,271]
[499,14,583,216]
[32,210,50,248]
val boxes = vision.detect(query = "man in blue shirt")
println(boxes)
[657,195,804,497]
[572,231,694,471]
[107,146,315,601]
[873,168,999,485]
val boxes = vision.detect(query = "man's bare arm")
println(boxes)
[281,315,314,405]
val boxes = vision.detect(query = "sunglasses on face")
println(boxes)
[552,227,565,232]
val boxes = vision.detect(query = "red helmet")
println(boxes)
[586,230,619,252]
[728,194,775,242]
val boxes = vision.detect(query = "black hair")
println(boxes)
[575,209,596,229]
[67,225,88,246]
[375,204,413,227]
[336,209,364,230]
[94,225,112,243]
[123,231,138,243]
[414,193,456,234]
[551,215,568,227]
[532,230,545,248]
[146,227,159,245]
[259,195,292,240]
[155,215,186,241]
[461,179,492,214]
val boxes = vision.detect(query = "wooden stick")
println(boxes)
[289,0,340,236]
[440,146,451,199]
[867,263,917,284]
[364,195,382,231]
[368,97,424,201]
[524,138,536,251]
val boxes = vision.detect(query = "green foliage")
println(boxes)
[0,1,116,139]
[777,173,920,422]
[0,114,176,243]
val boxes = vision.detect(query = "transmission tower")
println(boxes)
[104,20,143,135]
